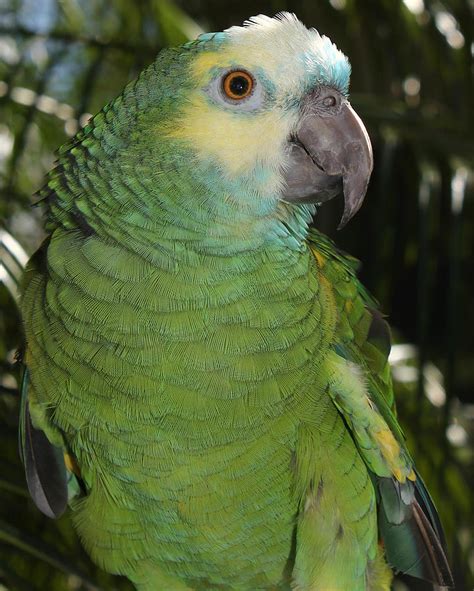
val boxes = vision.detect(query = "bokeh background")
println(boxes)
[0,1,472,590]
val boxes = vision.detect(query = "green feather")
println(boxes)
[18,14,453,591]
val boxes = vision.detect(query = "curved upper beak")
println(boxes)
[282,88,373,228]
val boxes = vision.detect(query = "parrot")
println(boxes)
[19,12,454,591]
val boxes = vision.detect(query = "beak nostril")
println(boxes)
[323,96,337,108]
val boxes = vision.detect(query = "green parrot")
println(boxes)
[19,13,453,591]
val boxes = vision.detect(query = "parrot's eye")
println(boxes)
[222,71,254,100]
[206,67,263,111]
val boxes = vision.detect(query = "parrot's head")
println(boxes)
[164,12,372,229]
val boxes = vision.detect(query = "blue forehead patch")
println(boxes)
[304,36,351,94]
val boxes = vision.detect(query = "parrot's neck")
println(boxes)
[60,163,316,259]
[144,156,316,258]
[149,199,316,258]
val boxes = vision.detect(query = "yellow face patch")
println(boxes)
[164,49,297,194]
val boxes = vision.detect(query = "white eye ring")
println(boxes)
[206,67,265,111]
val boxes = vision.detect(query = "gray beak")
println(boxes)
[282,87,373,228]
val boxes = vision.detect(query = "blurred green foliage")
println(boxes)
[0,1,472,590]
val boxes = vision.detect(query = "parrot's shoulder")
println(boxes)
[307,228,394,413]
[308,229,409,486]
[308,228,404,468]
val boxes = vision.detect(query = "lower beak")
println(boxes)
[281,88,373,228]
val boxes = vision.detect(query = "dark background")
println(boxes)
[0,1,472,590]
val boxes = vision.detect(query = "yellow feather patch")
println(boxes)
[64,452,81,477]
[373,429,406,483]
[310,247,327,269]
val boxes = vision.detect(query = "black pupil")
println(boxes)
[229,75,249,96]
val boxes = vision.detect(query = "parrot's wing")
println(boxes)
[308,229,454,588]
[18,239,79,519]
[18,365,68,518]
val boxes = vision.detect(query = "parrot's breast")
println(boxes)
[23,227,338,589]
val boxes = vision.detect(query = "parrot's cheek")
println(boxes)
[281,87,373,228]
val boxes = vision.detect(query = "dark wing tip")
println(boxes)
[409,500,455,587]
[379,477,454,588]
[21,399,68,519]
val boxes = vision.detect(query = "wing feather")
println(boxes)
[308,229,454,588]
[19,366,68,519]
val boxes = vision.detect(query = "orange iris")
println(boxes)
[222,71,254,100]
